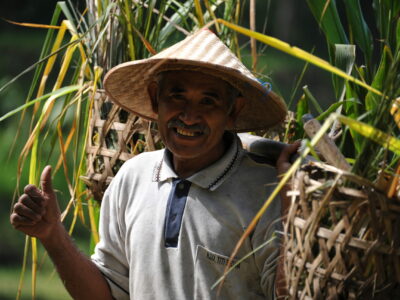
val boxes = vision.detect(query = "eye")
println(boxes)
[170,93,186,101]
[201,97,216,106]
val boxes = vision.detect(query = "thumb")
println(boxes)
[40,165,54,196]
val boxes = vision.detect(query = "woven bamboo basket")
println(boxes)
[81,89,162,201]
[284,161,400,299]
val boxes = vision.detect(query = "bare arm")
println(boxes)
[10,166,113,300]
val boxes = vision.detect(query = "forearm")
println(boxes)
[41,224,113,300]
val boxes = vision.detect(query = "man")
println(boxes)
[10,29,297,299]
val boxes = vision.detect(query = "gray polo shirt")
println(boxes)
[92,134,281,299]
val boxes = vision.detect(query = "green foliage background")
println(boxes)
[1,0,383,299]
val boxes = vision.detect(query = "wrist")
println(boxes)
[39,221,67,248]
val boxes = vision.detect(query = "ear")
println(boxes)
[147,81,159,114]
[227,96,245,128]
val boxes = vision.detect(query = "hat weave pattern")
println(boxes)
[104,29,287,132]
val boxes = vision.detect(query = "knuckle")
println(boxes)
[13,203,23,212]
[20,194,31,204]
[33,214,42,222]
[24,185,42,197]
[24,184,37,193]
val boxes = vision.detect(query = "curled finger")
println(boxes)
[13,202,42,223]
[20,194,44,215]
[24,184,44,205]
[10,212,36,227]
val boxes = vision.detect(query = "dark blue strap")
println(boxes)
[257,79,272,95]
[164,179,191,248]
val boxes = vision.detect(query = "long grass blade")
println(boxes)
[305,0,348,45]
[302,85,323,114]
[204,0,220,32]
[214,19,383,97]
[249,0,257,71]
[330,44,356,138]
[2,18,62,29]
[8,3,64,157]
[35,21,68,108]
[88,198,100,244]
[55,121,76,174]
[16,236,30,300]
[159,1,192,44]
[130,25,157,55]
[317,99,358,121]
[31,237,37,300]
[57,122,74,195]
[219,113,338,292]
[343,0,373,64]
[212,235,276,290]
[143,0,157,39]
[337,114,400,155]
[0,35,81,95]
[0,85,81,122]
[365,46,391,112]
[53,35,80,90]
[123,0,136,60]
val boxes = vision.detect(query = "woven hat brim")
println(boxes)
[104,58,287,132]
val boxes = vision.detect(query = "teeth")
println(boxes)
[176,128,195,137]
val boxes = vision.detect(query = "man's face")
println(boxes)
[149,71,242,165]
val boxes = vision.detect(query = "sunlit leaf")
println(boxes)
[194,0,204,27]
[0,85,82,122]
[220,113,338,291]
[215,19,383,97]
[317,99,358,121]
[337,114,400,155]
[1,18,62,29]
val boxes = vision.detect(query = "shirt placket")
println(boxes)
[164,179,192,248]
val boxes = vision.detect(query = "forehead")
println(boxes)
[157,70,230,95]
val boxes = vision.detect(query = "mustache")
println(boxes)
[167,119,209,133]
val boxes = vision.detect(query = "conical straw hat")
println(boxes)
[104,29,287,132]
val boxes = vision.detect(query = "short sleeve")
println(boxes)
[91,175,130,299]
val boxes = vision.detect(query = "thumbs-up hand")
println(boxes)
[10,166,62,241]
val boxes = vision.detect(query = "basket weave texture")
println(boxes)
[82,89,161,201]
[284,162,400,299]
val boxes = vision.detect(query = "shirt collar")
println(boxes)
[152,132,244,191]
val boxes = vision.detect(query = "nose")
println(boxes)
[178,103,201,125]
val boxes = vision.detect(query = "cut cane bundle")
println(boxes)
[284,161,400,299]
[81,90,162,201]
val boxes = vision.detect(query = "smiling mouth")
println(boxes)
[175,128,203,137]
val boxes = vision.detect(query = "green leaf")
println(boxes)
[295,94,309,139]
[343,0,373,64]
[296,94,309,125]
[337,114,400,155]
[365,46,391,112]
[316,99,359,121]
[332,44,356,101]
[0,85,82,122]
[58,1,77,33]
[158,1,193,49]
[396,18,400,52]
[306,0,348,46]
[302,85,323,114]
[144,0,157,40]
